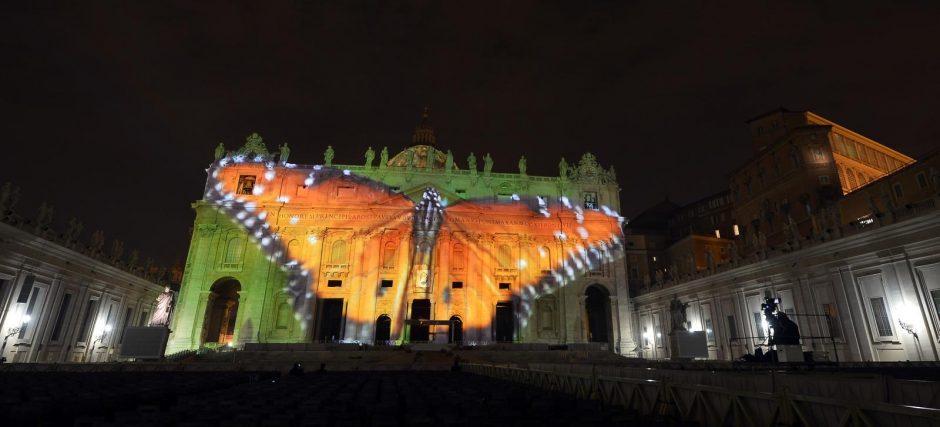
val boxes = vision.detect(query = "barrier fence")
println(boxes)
[463,363,940,426]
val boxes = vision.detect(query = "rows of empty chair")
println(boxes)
[0,371,277,425]
[97,371,663,427]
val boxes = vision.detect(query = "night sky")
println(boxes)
[2,2,939,265]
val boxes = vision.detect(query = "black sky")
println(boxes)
[2,1,939,265]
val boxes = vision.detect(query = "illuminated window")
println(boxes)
[538,246,551,272]
[733,224,740,236]
[223,237,244,267]
[753,312,765,340]
[704,318,715,344]
[452,243,466,270]
[18,287,41,338]
[380,279,393,288]
[382,242,397,269]
[452,281,463,289]
[327,280,343,288]
[583,192,598,209]
[330,240,347,265]
[237,175,256,195]
[498,244,512,268]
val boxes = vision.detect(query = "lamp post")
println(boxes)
[0,314,31,363]
[898,317,924,361]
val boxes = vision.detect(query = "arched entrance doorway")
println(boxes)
[495,302,514,342]
[584,285,612,345]
[410,299,431,342]
[203,278,241,345]
[375,315,391,345]
[448,316,463,344]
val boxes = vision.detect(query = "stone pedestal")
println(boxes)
[669,330,708,360]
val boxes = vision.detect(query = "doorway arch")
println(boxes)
[375,315,392,345]
[203,278,241,345]
[584,285,612,345]
[448,316,463,344]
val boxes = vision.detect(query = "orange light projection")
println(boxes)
[206,159,623,341]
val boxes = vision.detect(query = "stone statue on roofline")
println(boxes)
[445,150,454,172]
[365,146,375,168]
[559,157,569,180]
[110,239,125,263]
[483,153,493,175]
[63,217,83,247]
[89,230,105,257]
[425,147,434,171]
[324,145,335,166]
[518,156,527,175]
[279,143,291,164]
[467,152,477,174]
[0,186,19,225]
[405,148,414,170]
[35,202,54,236]
[380,147,389,168]
[214,143,226,160]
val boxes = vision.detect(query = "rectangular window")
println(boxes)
[16,275,35,303]
[237,175,257,195]
[583,192,598,209]
[753,312,765,340]
[931,290,940,323]
[119,308,133,344]
[451,281,463,289]
[893,183,904,198]
[380,279,393,288]
[18,287,41,339]
[498,282,511,290]
[327,280,343,288]
[870,297,893,337]
[917,172,929,189]
[704,318,715,344]
[138,311,149,326]
[77,299,99,341]
[50,293,73,341]
[822,303,843,340]
[819,175,830,185]
[727,315,738,340]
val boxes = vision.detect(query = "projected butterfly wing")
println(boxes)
[440,195,623,321]
[205,161,415,327]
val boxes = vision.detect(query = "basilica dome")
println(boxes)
[386,107,457,170]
